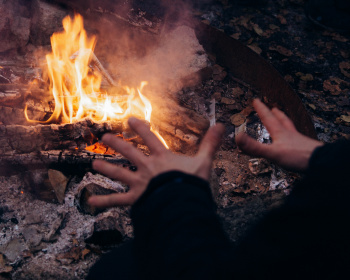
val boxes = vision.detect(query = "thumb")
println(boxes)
[236,132,272,159]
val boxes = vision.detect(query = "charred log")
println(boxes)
[0,106,209,154]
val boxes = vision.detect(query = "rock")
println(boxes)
[0,238,28,262]
[23,169,57,203]
[77,183,118,215]
[48,169,69,204]
[23,226,43,250]
[30,0,67,46]
[0,0,32,52]
[75,172,126,215]
[85,212,124,246]
[25,211,43,225]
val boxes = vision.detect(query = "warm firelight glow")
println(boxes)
[25,14,168,149]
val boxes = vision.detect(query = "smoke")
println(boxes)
[88,0,212,109]
[30,0,212,123]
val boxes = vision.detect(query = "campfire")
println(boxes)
[25,13,168,150]
[0,1,315,279]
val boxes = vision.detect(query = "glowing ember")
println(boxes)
[25,14,168,149]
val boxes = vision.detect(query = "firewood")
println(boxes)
[0,150,129,177]
[0,108,209,154]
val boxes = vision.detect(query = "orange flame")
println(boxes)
[25,14,168,149]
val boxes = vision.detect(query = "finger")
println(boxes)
[236,132,275,159]
[271,107,297,132]
[93,159,135,185]
[253,99,282,136]
[198,123,225,159]
[101,133,146,166]
[88,192,136,207]
[128,117,167,155]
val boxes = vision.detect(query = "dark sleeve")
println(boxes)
[130,171,233,280]
[231,140,350,279]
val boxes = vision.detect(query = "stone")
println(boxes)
[23,226,43,249]
[30,0,67,46]
[0,238,28,262]
[85,212,124,246]
[0,0,31,52]
[75,172,126,215]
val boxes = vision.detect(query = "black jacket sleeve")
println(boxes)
[131,171,233,280]
[231,140,350,279]
[130,140,350,280]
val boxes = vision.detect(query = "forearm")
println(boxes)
[131,171,233,280]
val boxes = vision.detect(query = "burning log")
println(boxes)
[0,105,209,154]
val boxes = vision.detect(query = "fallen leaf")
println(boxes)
[323,77,343,95]
[221,97,236,105]
[340,49,349,59]
[81,249,91,260]
[340,115,350,123]
[252,23,264,36]
[232,87,244,97]
[239,15,254,30]
[295,72,313,81]
[284,75,294,83]
[212,92,222,101]
[269,45,293,57]
[0,254,12,274]
[308,104,316,110]
[301,74,313,81]
[230,113,246,126]
[240,105,254,117]
[339,61,350,78]
[230,33,240,40]
[277,14,287,24]
[332,34,348,42]
[269,24,279,30]
[248,43,262,55]
[56,247,82,262]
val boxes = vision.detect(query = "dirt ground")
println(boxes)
[193,0,350,244]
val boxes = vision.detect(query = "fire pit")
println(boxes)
[0,1,316,279]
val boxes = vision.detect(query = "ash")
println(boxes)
[0,173,132,280]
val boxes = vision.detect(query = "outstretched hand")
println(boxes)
[236,99,323,172]
[88,117,225,207]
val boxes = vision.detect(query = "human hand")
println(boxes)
[236,99,323,172]
[88,117,225,207]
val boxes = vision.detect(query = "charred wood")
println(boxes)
[0,109,209,154]
[0,150,129,177]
